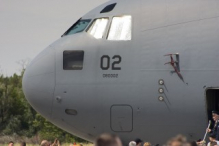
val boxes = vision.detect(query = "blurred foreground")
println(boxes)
[2,143,93,146]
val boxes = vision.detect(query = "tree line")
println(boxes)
[0,70,86,143]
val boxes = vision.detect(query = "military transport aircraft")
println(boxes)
[22,0,219,144]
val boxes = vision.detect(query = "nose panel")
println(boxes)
[23,47,55,118]
[25,47,55,76]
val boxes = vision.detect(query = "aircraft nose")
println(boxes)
[22,46,55,118]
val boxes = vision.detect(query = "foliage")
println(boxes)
[0,70,87,143]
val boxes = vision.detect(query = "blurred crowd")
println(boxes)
[6,110,219,146]
[5,134,216,146]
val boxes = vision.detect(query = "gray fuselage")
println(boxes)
[22,0,219,144]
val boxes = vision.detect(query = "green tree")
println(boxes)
[0,70,87,143]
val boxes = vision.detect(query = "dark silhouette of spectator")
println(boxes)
[20,142,26,146]
[135,138,143,146]
[95,133,122,146]
[189,141,198,146]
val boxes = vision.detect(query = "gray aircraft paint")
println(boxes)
[22,0,219,144]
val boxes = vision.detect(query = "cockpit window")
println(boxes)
[107,16,132,40]
[87,18,109,39]
[63,19,91,36]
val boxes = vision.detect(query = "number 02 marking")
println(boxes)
[100,55,121,70]
[112,55,121,70]
[100,55,110,70]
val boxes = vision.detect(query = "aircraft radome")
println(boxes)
[22,0,219,144]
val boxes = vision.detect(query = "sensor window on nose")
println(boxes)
[63,50,84,70]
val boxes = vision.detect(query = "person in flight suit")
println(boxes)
[207,111,219,140]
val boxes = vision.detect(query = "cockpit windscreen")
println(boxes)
[63,19,91,36]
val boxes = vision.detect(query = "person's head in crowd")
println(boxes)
[209,133,216,142]
[196,139,202,143]
[41,140,51,146]
[167,135,187,146]
[196,141,206,146]
[175,135,187,143]
[95,133,122,146]
[129,141,136,146]
[20,142,26,146]
[188,141,197,146]
[212,111,219,121]
[144,142,151,146]
[207,134,217,146]
[8,141,14,146]
[135,138,143,146]
[171,140,182,146]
